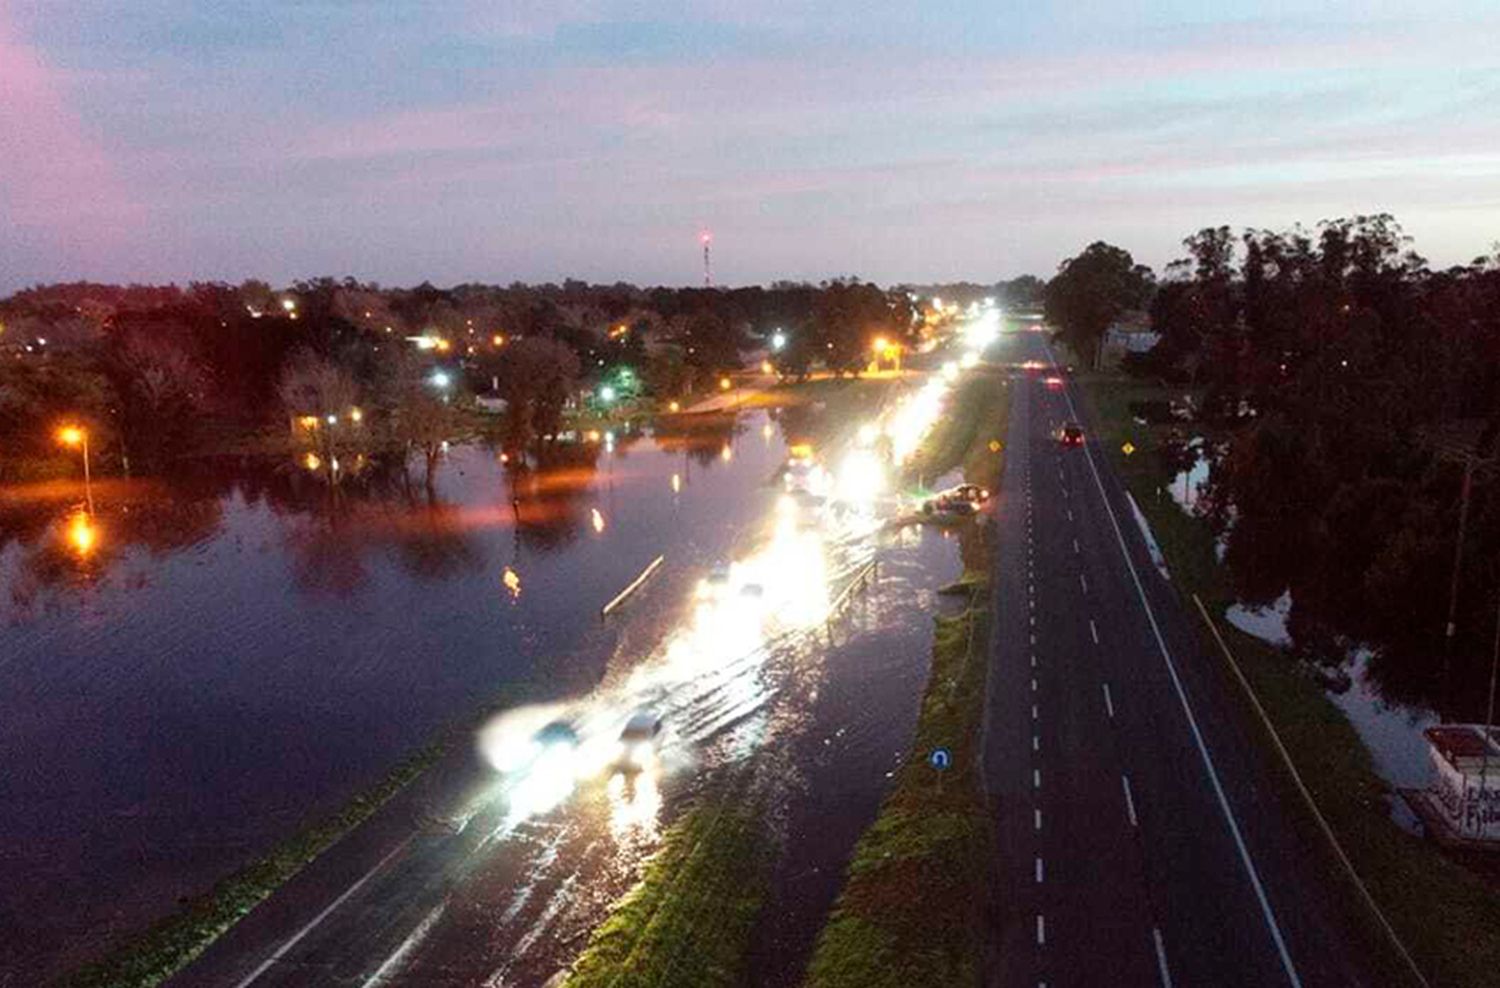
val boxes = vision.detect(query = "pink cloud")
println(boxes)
[0,9,142,250]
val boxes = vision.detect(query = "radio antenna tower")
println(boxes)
[700,230,713,287]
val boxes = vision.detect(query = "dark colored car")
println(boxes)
[1056,422,1085,447]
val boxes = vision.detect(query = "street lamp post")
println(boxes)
[1437,441,1495,713]
[58,426,93,516]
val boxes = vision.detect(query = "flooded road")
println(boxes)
[167,364,974,986]
[2,368,973,985]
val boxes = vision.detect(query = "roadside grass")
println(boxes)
[562,796,770,988]
[803,368,1007,988]
[1076,370,1500,988]
[905,369,1007,494]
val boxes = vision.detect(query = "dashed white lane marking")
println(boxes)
[1030,633,1037,645]
[233,836,415,988]
[1103,683,1115,719]
[1031,654,1037,668]
[1122,774,1139,827]
[1089,619,1100,644]
[1032,704,1038,720]
[1154,927,1174,988]
[1036,914,1046,946]
[1051,352,1303,988]
[1032,734,1040,751]
[1073,538,1080,554]
[1034,808,1042,831]
[1035,856,1044,883]
[1033,768,1041,789]
[1079,573,1088,593]
[1030,614,1036,626]
[1030,598,1036,610]
[1031,678,1038,692]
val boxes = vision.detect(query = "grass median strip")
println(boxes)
[803,366,1007,988]
[562,795,771,988]
[1077,370,1500,988]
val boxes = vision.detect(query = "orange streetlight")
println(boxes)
[57,425,93,515]
[719,377,731,391]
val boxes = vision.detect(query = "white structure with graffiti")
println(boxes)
[1415,725,1500,843]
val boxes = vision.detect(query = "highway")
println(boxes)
[981,326,1374,987]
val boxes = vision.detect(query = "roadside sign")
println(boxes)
[929,747,953,771]
[988,440,1002,453]
[1122,442,1136,456]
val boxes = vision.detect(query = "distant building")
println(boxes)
[1099,313,1158,368]
[475,393,508,415]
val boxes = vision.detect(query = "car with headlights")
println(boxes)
[1054,422,1085,447]
[921,483,989,516]
[617,710,664,771]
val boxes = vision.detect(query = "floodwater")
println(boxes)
[0,397,967,984]
[0,415,774,980]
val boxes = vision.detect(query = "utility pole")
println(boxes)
[701,231,713,288]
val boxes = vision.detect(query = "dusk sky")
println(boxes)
[3,1,1499,291]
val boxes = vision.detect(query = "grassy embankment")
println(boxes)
[802,367,1008,988]
[561,796,770,988]
[1077,369,1500,988]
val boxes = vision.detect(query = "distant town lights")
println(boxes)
[430,370,451,388]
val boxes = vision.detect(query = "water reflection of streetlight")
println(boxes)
[56,425,94,515]
[591,508,606,533]
[66,510,97,556]
[502,566,522,599]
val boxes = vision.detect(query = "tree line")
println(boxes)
[1043,215,1500,712]
[1,276,990,484]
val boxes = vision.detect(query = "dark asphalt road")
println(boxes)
[981,328,1377,987]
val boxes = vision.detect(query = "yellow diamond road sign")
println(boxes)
[988,440,1002,453]
[1122,442,1136,456]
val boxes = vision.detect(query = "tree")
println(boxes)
[1000,275,1046,308]
[495,337,580,455]
[1044,242,1154,369]
[277,348,366,484]
[392,378,462,491]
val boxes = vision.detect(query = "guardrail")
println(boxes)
[826,558,879,624]
[601,554,665,617]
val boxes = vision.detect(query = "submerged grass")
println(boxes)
[1077,370,1500,988]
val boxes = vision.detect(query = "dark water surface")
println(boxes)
[0,417,774,980]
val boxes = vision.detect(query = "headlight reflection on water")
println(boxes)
[473,314,998,829]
